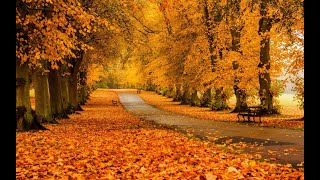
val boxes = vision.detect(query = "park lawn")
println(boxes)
[138,91,304,129]
[17,89,303,179]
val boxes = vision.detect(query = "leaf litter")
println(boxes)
[17,89,304,179]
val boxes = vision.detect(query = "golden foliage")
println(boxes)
[16,0,109,68]
[86,63,105,87]
[106,0,304,110]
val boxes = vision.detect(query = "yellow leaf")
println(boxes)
[227,166,238,173]
[249,160,256,167]
[205,173,217,180]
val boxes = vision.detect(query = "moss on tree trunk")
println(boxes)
[166,85,174,98]
[200,88,212,107]
[212,87,230,111]
[173,84,182,102]
[190,89,200,106]
[232,86,248,113]
[60,73,72,115]
[16,61,46,131]
[181,84,191,105]
[49,69,69,119]
[32,63,57,124]
[68,72,82,111]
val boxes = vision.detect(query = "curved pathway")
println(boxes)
[116,90,304,167]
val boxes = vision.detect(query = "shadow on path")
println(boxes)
[116,91,304,167]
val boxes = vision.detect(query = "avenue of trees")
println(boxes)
[16,0,304,131]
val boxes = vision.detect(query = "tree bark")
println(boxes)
[159,2,173,36]
[190,89,200,106]
[49,69,68,119]
[232,83,248,112]
[181,83,191,105]
[32,63,57,124]
[60,73,72,115]
[230,1,248,112]
[258,0,274,114]
[68,71,82,111]
[78,71,88,105]
[155,86,161,95]
[173,83,182,102]
[202,0,215,68]
[212,87,230,111]
[146,79,155,91]
[200,88,212,107]
[203,1,229,110]
[16,60,47,131]
[165,85,174,98]
[68,52,84,111]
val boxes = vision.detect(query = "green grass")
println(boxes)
[278,93,299,107]
[228,93,303,117]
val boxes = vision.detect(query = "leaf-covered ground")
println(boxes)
[17,89,304,179]
[138,91,304,129]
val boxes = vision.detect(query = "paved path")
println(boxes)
[116,90,304,167]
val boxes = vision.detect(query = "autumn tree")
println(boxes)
[16,0,104,131]
[17,0,304,132]
[255,0,304,114]
[96,0,303,117]
[226,0,249,112]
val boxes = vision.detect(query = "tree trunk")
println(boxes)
[49,69,68,119]
[258,1,274,114]
[200,88,212,107]
[190,89,200,106]
[212,87,230,111]
[155,86,161,95]
[173,84,182,102]
[146,80,155,91]
[32,64,57,124]
[159,2,173,36]
[200,0,215,107]
[78,71,88,105]
[16,61,47,131]
[60,73,72,115]
[230,2,248,112]
[232,83,248,112]
[181,84,191,105]
[202,0,216,69]
[203,0,229,110]
[166,85,174,98]
[68,52,85,111]
[68,71,83,111]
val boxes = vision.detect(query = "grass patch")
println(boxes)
[138,91,304,129]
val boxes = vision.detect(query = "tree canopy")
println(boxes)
[16,0,304,131]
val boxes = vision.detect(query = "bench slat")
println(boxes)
[112,100,118,105]
[237,106,262,123]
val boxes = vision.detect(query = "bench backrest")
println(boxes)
[238,106,262,112]
[248,106,262,115]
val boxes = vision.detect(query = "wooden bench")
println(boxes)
[237,106,262,123]
[137,89,141,94]
[112,100,118,105]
